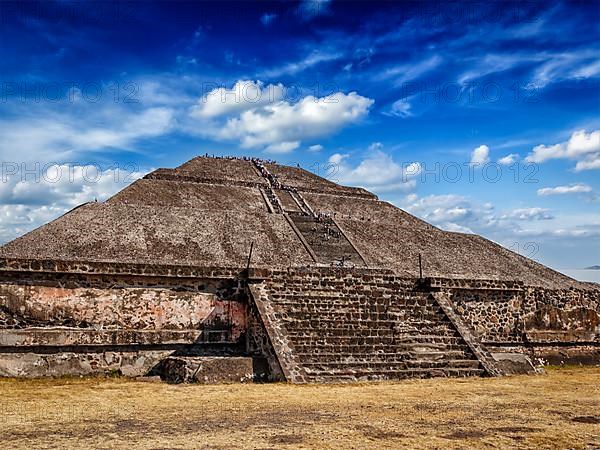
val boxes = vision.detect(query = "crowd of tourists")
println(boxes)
[201,153,277,165]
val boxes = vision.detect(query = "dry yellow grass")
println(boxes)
[1,367,599,449]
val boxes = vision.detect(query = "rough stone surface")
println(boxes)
[0,350,172,378]
[0,155,597,382]
[161,356,254,383]
[490,352,537,375]
[248,269,488,382]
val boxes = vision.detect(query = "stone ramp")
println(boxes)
[249,270,492,382]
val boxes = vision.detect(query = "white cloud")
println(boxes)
[199,88,373,150]
[264,141,300,154]
[401,195,555,237]
[456,50,600,89]
[367,142,383,152]
[470,144,490,166]
[308,144,323,152]
[376,55,442,85]
[537,183,592,196]
[189,80,285,118]
[458,53,541,85]
[327,148,420,193]
[497,153,519,165]
[384,98,413,118]
[328,153,347,166]
[401,194,481,233]
[575,158,600,171]
[499,207,554,221]
[397,191,599,271]
[0,106,175,162]
[572,58,600,78]
[530,53,600,88]
[260,51,342,78]
[0,164,147,244]
[525,129,600,171]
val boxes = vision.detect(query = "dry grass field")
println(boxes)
[1,367,599,449]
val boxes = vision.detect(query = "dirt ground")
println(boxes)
[0,367,599,449]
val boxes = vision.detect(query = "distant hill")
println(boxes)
[585,265,600,270]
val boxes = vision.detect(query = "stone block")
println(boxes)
[160,356,254,384]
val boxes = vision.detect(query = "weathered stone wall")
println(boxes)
[0,260,598,379]
[449,288,523,343]
[0,265,254,378]
[244,292,286,381]
[444,282,600,345]
[0,350,173,378]
[0,284,246,337]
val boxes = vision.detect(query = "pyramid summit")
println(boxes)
[0,155,598,381]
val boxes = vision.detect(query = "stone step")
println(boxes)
[271,299,441,309]
[279,319,456,331]
[294,348,470,356]
[289,337,470,353]
[285,329,460,340]
[270,291,418,298]
[295,350,472,362]
[278,316,453,326]
[300,359,481,370]
[255,275,489,383]
[289,334,464,342]
[302,367,485,380]
[276,305,445,314]
[285,328,458,337]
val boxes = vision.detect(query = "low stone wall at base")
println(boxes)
[487,343,600,367]
[0,350,171,378]
[0,327,250,379]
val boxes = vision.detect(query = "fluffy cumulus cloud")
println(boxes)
[0,164,147,243]
[190,80,285,118]
[525,129,600,171]
[537,183,593,196]
[470,144,490,166]
[326,147,421,193]
[400,194,563,238]
[190,81,374,151]
[400,194,489,233]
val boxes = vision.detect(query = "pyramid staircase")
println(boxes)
[252,160,364,266]
[249,271,498,382]
[288,215,365,266]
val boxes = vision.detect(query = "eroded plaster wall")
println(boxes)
[0,284,246,337]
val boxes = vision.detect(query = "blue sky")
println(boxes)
[0,0,599,275]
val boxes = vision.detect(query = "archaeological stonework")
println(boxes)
[0,156,598,382]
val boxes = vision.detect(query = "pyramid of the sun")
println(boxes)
[0,156,597,381]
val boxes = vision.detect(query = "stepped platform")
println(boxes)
[0,155,597,381]
[248,270,493,382]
